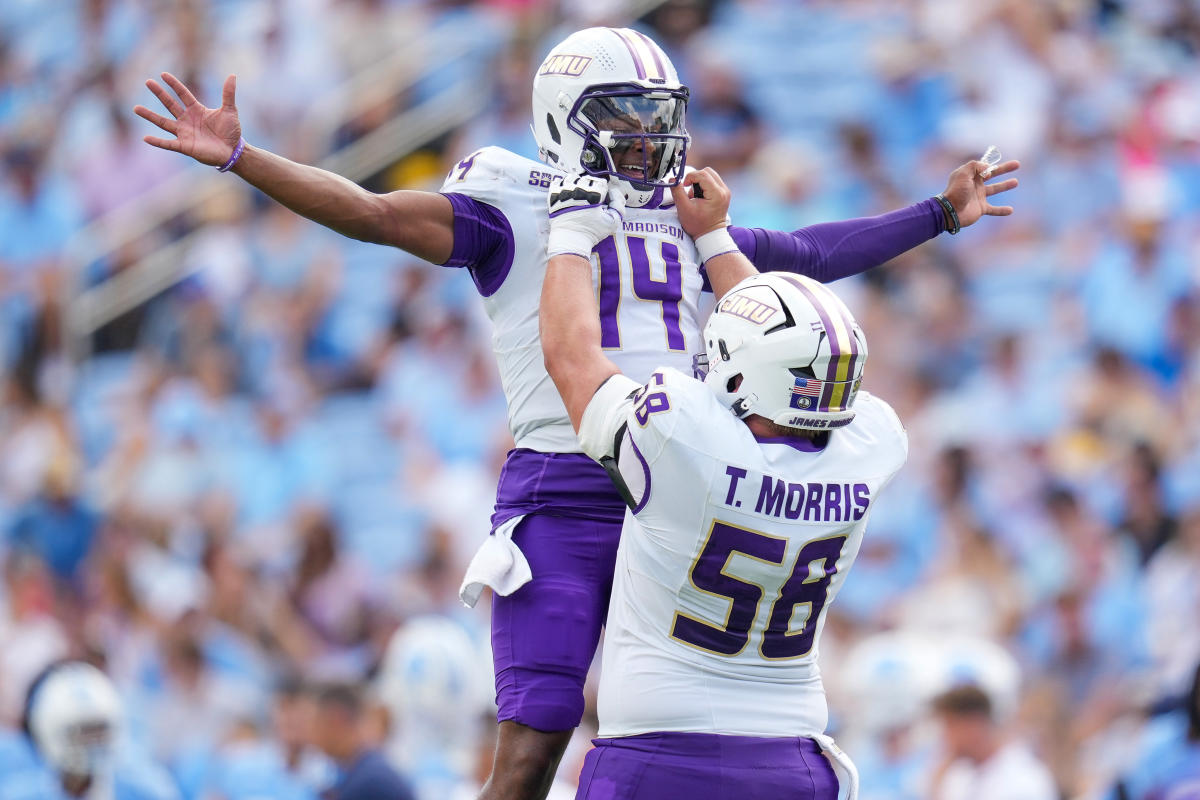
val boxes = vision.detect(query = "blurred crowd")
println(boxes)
[0,0,1198,798]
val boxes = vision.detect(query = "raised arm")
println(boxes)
[539,176,625,432]
[731,158,1021,282]
[135,73,454,264]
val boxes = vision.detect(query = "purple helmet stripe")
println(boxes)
[839,327,861,409]
[631,29,668,80]
[610,28,648,80]
[808,280,861,409]
[774,274,843,411]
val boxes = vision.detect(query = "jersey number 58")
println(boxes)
[671,521,848,660]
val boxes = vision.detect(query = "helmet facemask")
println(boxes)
[569,85,690,190]
[55,718,115,777]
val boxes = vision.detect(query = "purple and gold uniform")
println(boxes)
[442,145,942,732]
[573,368,907,797]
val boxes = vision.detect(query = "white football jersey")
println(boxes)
[441,146,707,453]
[580,368,908,738]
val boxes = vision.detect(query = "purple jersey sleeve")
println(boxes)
[729,197,946,283]
[440,192,515,297]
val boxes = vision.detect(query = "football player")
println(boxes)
[12,661,180,800]
[135,26,1019,798]
[540,169,908,799]
[375,616,494,799]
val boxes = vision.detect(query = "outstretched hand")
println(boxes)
[941,158,1020,229]
[134,73,242,167]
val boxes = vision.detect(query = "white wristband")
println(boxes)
[547,228,598,259]
[694,227,738,264]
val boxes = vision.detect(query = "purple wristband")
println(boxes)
[217,138,246,173]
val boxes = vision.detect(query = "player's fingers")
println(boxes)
[146,79,184,118]
[221,74,237,110]
[985,204,1014,216]
[143,135,181,152]
[981,159,1020,180]
[697,166,729,192]
[686,167,714,191]
[989,159,1020,177]
[670,181,691,205]
[687,168,728,201]
[161,71,199,107]
[133,105,178,133]
[683,170,710,199]
[984,178,1018,196]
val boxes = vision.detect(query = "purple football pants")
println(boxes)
[576,733,839,800]
[491,512,622,731]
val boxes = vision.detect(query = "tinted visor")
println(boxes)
[579,92,687,185]
[580,94,686,136]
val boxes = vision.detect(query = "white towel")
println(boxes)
[812,733,858,800]
[458,515,533,608]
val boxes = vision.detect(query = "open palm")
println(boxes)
[941,158,1020,229]
[134,72,242,167]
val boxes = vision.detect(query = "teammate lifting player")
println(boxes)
[136,26,1019,799]
[541,167,904,798]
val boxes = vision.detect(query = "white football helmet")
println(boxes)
[376,616,493,773]
[25,662,121,777]
[702,272,867,431]
[931,635,1021,721]
[531,27,690,208]
[840,632,945,734]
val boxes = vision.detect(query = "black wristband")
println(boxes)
[934,194,960,235]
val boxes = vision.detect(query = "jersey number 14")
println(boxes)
[594,235,686,352]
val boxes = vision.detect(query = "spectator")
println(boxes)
[8,453,98,586]
[0,2,1195,797]
[928,685,1057,800]
[272,509,379,679]
[311,683,415,800]
[1117,660,1200,799]
[272,677,335,795]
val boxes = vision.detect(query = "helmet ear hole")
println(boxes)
[545,113,561,145]
[726,374,742,393]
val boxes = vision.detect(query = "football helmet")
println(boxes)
[532,27,689,208]
[841,632,944,734]
[25,662,121,777]
[376,616,492,772]
[932,635,1021,721]
[702,272,867,431]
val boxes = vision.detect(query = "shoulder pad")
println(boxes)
[441,146,560,202]
[626,367,718,438]
[850,391,909,473]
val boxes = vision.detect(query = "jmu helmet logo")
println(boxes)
[718,294,778,325]
[538,55,593,77]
